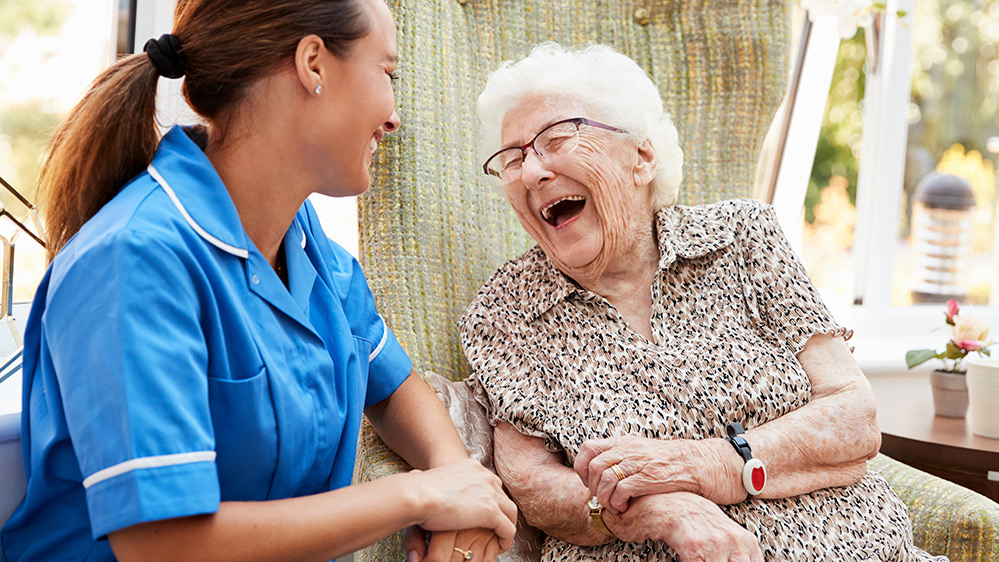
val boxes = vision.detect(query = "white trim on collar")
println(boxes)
[148,164,249,259]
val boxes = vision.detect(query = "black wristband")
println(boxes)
[724,422,767,500]
[725,422,753,463]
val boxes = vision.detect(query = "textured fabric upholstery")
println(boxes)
[869,454,999,562]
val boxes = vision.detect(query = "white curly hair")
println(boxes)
[477,42,684,209]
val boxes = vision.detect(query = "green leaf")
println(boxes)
[896,9,907,18]
[872,0,887,9]
[944,342,967,360]
[983,349,992,357]
[906,349,938,369]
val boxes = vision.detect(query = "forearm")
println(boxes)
[745,391,876,495]
[110,471,427,562]
[502,460,607,545]
[365,371,469,469]
[494,422,612,546]
[711,334,879,502]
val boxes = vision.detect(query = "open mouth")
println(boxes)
[540,196,586,227]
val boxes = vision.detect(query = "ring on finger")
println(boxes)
[611,463,627,481]
[453,547,474,560]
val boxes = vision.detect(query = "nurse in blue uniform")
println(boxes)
[0,0,516,561]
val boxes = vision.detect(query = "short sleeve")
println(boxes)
[460,310,560,454]
[300,202,411,406]
[43,232,219,539]
[738,201,852,355]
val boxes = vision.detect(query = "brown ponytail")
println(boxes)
[38,56,159,261]
[39,0,370,262]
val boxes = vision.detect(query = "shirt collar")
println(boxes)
[655,202,736,268]
[519,204,737,322]
[146,125,250,258]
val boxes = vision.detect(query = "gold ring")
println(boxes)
[453,547,474,560]
[611,463,627,481]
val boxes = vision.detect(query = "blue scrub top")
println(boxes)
[0,126,412,561]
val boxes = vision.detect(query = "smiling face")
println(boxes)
[499,95,659,284]
[312,0,400,196]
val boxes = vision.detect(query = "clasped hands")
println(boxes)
[402,458,517,562]
[574,435,763,562]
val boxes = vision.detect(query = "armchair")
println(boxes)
[354,1,999,560]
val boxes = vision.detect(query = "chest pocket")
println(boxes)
[208,366,278,500]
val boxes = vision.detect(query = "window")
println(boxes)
[779,0,999,372]
[0,0,116,302]
[891,0,999,307]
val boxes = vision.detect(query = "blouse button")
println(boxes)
[761,515,776,526]
[251,275,260,285]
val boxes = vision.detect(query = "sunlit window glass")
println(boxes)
[0,0,114,301]
[800,34,866,307]
[893,0,999,306]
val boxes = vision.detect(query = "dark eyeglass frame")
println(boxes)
[481,117,627,179]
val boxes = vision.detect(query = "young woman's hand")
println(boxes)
[406,458,518,550]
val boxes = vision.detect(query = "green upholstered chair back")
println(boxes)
[355,1,790,559]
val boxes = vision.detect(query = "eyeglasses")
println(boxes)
[482,117,627,181]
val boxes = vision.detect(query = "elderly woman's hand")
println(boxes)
[574,435,742,513]
[604,492,763,562]
[404,527,503,562]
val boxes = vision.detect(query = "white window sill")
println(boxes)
[831,302,999,378]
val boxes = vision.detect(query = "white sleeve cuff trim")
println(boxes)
[83,451,217,489]
[369,318,389,362]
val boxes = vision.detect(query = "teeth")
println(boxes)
[541,195,585,220]
[369,138,378,153]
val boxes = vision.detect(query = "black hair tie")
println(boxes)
[143,34,186,79]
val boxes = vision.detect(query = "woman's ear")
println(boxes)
[633,139,657,186]
[294,34,326,96]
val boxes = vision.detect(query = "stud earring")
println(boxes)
[314,84,323,96]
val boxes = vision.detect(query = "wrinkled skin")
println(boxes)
[500,96,660,315]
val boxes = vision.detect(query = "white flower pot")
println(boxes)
[966,357,999,439]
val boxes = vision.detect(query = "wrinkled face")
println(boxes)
[499,95,657,281]
[316,0,400,196]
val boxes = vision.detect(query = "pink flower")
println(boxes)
[956,340,987,352]
[906,301,993,372]
[951,315,989,349]
[946,299,959,323]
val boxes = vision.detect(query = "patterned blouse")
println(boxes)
[460,199,944,561]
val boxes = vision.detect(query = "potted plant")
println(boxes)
[906,299,993,418]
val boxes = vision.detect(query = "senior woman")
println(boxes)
[459,43,944,561]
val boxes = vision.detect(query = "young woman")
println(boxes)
[0,1,515,561]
